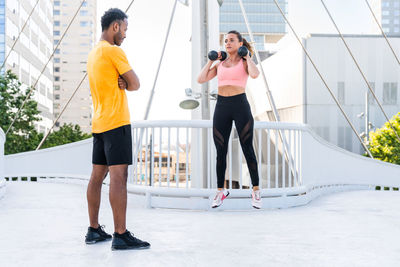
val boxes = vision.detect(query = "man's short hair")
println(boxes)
[101,8,128,32]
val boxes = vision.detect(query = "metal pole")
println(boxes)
[365,92,369,140]
[200,0,209,188]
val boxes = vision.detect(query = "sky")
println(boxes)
[96,0,384,121]
[97,0,192,121]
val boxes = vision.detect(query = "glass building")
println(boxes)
[380,0,400,35]
[2,0,54,133]
[219,0,287,51]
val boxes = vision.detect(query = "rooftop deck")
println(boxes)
[0,182,399,266]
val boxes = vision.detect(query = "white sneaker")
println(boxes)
[251,190,262,209]
[211,189,230,208]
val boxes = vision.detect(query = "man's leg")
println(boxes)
[87,164,108,228]
[108,164,128,234]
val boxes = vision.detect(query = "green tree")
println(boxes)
[368,112,400,164]
[0,70,42,154]
[41,123,91,149]
[0,70,91,154]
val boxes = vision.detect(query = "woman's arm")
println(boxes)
[197,60,219,84]
[198,52,224,83]
[245,54,260,79]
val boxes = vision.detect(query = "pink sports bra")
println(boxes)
[217,59,248,88]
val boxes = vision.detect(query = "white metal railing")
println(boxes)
[3,120,400,210]
[129,120,303,190]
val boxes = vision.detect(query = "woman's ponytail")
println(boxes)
[241,38,254,56]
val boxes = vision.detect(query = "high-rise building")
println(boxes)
[3,0,54,134]
[219,0,287,52]
[371,0,400,35]
[53,0,96,133]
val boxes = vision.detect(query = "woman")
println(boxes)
[197,30,261,209]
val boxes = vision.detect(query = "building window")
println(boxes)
[55,76,60,81]
[53,10,60,16]
[383,82,398,105]
[54,67,60,72]
[55,94,60,100]
[80,10,88,16]
[54,21,60,26]
[337,82,345,104]
[368,82,375,105]
[54,40,59,45]
[54,30,60,36]
[54,1,60,6]
[80,21,89,27]
[54,58,60,63]
[54,85,60,90]
[55,49,60,54]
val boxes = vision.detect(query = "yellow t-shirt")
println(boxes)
[87,40,132,133]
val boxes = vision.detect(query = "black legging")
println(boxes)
[213,93,259,188]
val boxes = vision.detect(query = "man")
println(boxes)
[85,8,150,250]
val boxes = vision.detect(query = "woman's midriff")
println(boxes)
[218,85,245,96]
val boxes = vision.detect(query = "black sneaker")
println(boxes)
[111,230,150,250]
[85,225,112,244]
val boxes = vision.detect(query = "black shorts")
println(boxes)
[92,124,133,166]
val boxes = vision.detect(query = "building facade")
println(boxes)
[371,0,400,35]
[53,0,96,133]
[219,0,287,51]
[246,34,400,155]
[3,0,54,134]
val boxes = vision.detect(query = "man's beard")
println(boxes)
[114,31,123,46]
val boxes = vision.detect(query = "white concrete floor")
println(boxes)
[0,182,399,267]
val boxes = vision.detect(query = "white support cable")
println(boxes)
[238,0,296,178]
[364,0,400,65]
[35,0,137,150]
[320,0,400,145]
[272,0,373,158]
[6,0,87,136]
[132,0,178,176]
[0,0,40,71]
